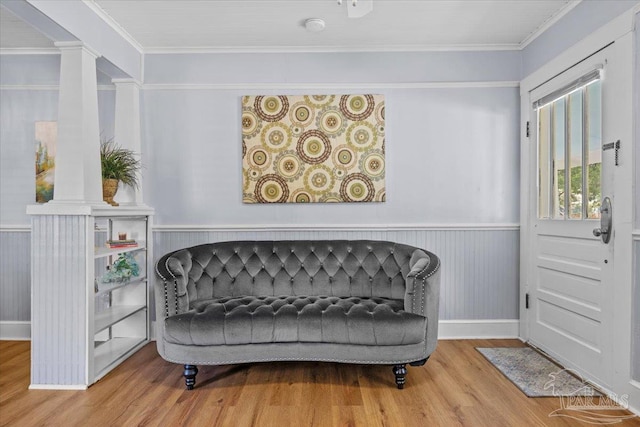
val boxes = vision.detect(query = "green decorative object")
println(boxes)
[101,253,140,283]
[100,138,141,206]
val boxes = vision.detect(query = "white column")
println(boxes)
[51,42,106,206]
[113,79,144,206]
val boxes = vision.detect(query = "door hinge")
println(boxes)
[525,293,530,309]
[526,121,530,138]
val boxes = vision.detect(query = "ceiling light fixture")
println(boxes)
[304,18,326,32]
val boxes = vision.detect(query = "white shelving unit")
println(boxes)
[92,210,152,383]
[27,204,154,389]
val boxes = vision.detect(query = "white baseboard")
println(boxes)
[0,321,30,340]
[29,384,87,390]
[4,319,519,342]
[438,319,520,339]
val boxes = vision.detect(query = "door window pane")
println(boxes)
[536,75,601,221]
[568,91,583,219]
[552,99,566,219]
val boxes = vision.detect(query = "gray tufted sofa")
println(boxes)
[155,240,441,389]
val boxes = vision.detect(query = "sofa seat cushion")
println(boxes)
[164,295,426,346]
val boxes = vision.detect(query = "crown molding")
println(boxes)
[143,43,521,55]
[519,0,582,49]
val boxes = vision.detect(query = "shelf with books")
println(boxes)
[105,239,138,248]
[94,243,146,259]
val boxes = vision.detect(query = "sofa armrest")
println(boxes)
[155,250,192,319]
[404,249,441,356]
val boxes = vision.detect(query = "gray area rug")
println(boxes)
[477,347,601,397]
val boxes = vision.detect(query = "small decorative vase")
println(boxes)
[102,179,119,206]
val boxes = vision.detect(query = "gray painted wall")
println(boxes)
[635,11,640,231]
[0,88,58,225]
[143,85,520,226]
[0,55,60,85]
[142,52,520,227]
[0,231,30,322]
[144,51,521,85]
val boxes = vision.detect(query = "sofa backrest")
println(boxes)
[157,240,419,304]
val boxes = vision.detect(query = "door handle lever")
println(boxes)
[593,228,607,237]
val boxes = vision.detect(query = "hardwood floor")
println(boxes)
[1,339,638,426]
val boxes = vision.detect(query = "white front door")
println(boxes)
[525,41,628,389]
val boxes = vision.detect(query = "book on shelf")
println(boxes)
[105,239,138,249]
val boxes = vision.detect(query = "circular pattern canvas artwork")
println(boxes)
[242,94,385,203]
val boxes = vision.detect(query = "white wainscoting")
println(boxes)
[634,237,640,382]
[0,228,30,326]
[1,223,521,340]
[153,224,520,321]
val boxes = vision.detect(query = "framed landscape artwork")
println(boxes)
[242,94,386,203]
[35,121,57,203]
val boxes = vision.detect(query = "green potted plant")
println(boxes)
[100,138,141,206]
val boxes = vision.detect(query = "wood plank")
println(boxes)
[1,340,638,426]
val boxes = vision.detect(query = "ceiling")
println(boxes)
[1,0,577,52]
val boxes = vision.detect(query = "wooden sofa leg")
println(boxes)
[184,364,198,390]
[392,364,407,389]
[409,356,430,367]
